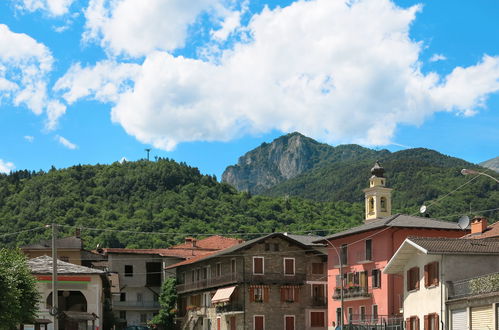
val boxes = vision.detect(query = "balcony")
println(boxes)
[448,272,499,300]
[177,273,243,293]
[112,300,160,310]
[247,272,306,285]
[311,296,327,307]
[333,286,371,301]
[216,304,244,314]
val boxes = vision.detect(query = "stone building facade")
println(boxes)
[168,233,328,330]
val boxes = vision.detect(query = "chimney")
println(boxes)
[185,237,197,247]
[75,227,81,238]
[471,216,488,234]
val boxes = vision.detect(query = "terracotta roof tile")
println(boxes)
[408,236,499,255]
[462,222,499,239]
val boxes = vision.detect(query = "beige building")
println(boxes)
[27,255,105,330]
[384,237,499,330]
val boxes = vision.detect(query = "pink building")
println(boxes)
[315,162,469,329]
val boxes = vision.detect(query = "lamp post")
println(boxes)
[324,239,344,328]
[51,224,58,329]
[461,168,499,183]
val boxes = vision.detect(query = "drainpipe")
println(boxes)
[243,256,246,330]
[441,255,445,330]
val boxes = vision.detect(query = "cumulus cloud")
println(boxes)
[56,135,77,149]
[0,24,53,115]
[83,0,220,58]
[15,0,75,16]
[24,135,35,142]
[0,159,15,173]
[430,53,447,62]
[57,0,499,149]
[45,100,67,130]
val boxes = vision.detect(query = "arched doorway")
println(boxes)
[46,291,88,329]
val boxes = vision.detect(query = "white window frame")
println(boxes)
[348,307,353,322]
[253,256,264,275]
[284,315,295,330]
[372,304,378,322]
[359,305,366,321]
[254,315,265,330]
[283,257,295,276]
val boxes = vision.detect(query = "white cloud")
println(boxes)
[56,135,77,149]
[0,159,15,173]
[57,0,499,149]
[83,0,220,58]
[15,0,75,16]
[45,100,67,130]
[24,135,35,142]
[54,60,141,104]
[0,24,53,115]
[429,53,447,62]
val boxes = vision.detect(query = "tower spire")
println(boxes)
[363,161,392,221]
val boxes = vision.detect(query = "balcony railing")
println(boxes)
[112,301,160,309]
[246,272,306,285]
[216,304,244,314]
[311,296,327,307]
[333,286,371,301]
[448,272,499,300]
[177,273,243,293]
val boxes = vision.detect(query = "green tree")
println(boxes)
[150,277,177,329]
[0,249,39,328]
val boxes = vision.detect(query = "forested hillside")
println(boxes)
[0,159,364,249]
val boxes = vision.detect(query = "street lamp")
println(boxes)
[324,239,345,328]
[461,169,499,183]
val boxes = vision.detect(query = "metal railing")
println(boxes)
[344,314,404,330]
[447,272,499,299]
[311,296,327,306]
[333,286,371,300]
[246,272,306,285]
[216,304,243,314]
[177,273,243,293]
[112,300,160,309]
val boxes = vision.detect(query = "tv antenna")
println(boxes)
[145,148,151,161]
[457,215,470,230]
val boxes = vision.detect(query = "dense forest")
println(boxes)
[0,159,364,249]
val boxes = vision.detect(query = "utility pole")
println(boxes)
[145,148,151,161]
[51,223,58,330]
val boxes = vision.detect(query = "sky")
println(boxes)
[0,0,498,179]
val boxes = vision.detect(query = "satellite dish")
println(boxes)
[458,215,470,230]
[419,205,427,214]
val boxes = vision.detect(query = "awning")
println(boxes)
[211,286,237,304]
[61,311,98,321]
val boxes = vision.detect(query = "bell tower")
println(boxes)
[363,161,392,221]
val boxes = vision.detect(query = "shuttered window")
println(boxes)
[310,312,325,327]
[312,263,324,274]
[254,315,264,330]
[424,313,439,330]
[406,316,420,330]
[424,262,439,287]
[471,305,493,330]
[451,309,467,330]
[253,257,264,275]
[284,258,295,275]
[407,267,420,291]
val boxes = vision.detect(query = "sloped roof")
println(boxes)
[316,214,465,241]
[283,233,325,246]
[21,236,83,250]
[384,237,499,274]
[462,222,499,239]
[28,255,104,274]
[165,232,325,270]
[169,235,243,250]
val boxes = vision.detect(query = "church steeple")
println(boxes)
[363,161,392,221]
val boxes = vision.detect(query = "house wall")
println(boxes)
[33,274,103,330]
[326,227,466,329]
[443,255,499,282]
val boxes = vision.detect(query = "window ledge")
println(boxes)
[407,288,419,293]
[357,260,374,264]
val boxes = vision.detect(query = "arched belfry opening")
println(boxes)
[363,161,392,221]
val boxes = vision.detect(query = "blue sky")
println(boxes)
[0,0,498,178]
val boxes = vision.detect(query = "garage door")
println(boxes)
[451,309,467,330]
[471,305,493,330]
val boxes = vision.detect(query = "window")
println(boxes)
[153,294,158,302]
[120,292,126,301]
[273,243,279,251]
[424,313,439,330]
[424,262,439,287]
[407,267,420,291]
[137,293,143,302]
[281,287,299,303]
[231,259,236,273]
[254,287,263,302]
[336,308,342,326]
[348,308,353,322]
[284,258,295,275]
[216,263,222,277]
[119,311,126,320]
[124,265,133,277]
[380,197,387,211]
[310,311,325,327]
[146,262,162,286]
[250,287,269,303]
[312,263,324,275]
[284,315,295,330]
[365,239,372,260]
[368,197,374,214]
[360,306,366,321]
[253,257,264,275]
[372,269,381,288]
[340,244,348,265]
[406,316,420,330]
[254,315,265,330]
[140,313,147,323]
[372,305,378,322]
